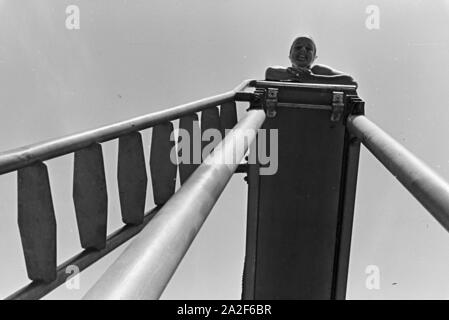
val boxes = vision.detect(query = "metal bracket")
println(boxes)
[248,88,278,118]
[247,88,266,111]
[346,95,365,115]
[331,91,345,122]
[265,88,278,118]
[342,95,365,125]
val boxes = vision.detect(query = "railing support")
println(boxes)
[83,109,266,300]
[347,115,449,232]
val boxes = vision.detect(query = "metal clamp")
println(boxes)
[248,88,278,118]
[331,91,345,122]
[247,88,266,111]
[265,88,278,118]
[346,95,365,116]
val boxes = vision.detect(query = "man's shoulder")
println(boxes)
[311,64,335,75]
[266,65,288,71]
[265,66,293,81]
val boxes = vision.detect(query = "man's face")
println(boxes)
[289,38,316,68]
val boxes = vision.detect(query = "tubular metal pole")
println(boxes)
[0,80,252,175]
[347,115,449,232]
[83,109,266,300]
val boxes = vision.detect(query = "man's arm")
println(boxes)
[265,65,357,86]
[310,64,357,86]
[311,64,346,76]
[305,74,358,86]
[265,66,296,81]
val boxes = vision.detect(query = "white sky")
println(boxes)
[1,0,449,299]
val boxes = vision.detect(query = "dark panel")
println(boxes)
[243,86,362,300]
[254,106,346,299]
[201,106,221,160]
[118,132,148,225]
[73,143,108,250]
[220,101,238,137]
[150,122,177,205]
[178,114,200,185]
[17,162,57,282]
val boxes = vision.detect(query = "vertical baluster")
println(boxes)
[150,122,177,206]
[201,106,221,160]
[73,143,108,250]
[178,113,200,185]
[118,132,147,225]
[18,162,57,282]
[220,100,238,137]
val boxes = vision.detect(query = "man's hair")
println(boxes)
[289,36,317,57]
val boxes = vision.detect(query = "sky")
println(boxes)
[1,0,449,299]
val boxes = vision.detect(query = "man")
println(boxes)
[265,36,357,86]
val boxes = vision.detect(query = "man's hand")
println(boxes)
[266,67,297,81]
[287,67,312,77]
[265,66,315,82]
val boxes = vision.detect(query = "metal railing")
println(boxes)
[0,80,252,175]
[1,79,254,300]
[83,109,266,299]
[347,115,449,232]
[3,79,449,300]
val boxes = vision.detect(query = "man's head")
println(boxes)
[289,36,317,68]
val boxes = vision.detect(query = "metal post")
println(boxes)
[347,115,449,232]
[83,109,266,300]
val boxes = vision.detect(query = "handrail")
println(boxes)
[0,79,253,299]
[253,80,358,91]
[0,80,253,175]
[347,115,449,232]
[83,109,267,300]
